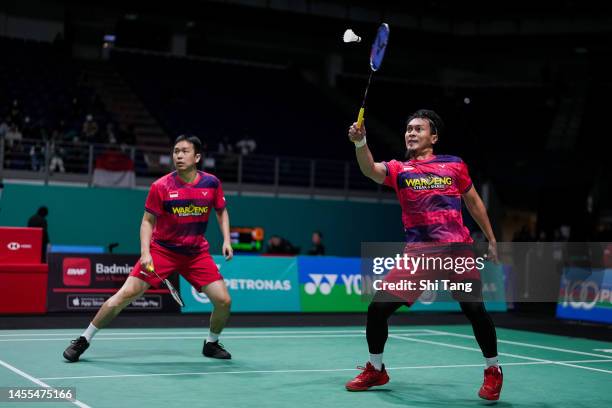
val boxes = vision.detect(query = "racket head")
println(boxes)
[164,279,185,307]
[369,23,389,71]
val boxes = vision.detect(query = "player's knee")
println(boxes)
[115,287,143,305]
[214,295,231,310]
[219,294,232,310]
[460,301,486,320]
[367,301,388,320]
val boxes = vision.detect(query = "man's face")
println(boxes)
[173,141,200,171]
[312,233,321,245]
[405,118,438,152]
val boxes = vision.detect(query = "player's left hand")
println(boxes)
[222,240,233,261]
[486,241,499,264]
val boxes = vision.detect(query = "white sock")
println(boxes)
[485,356,499,368]
[207,331,220,343]
[369,353,383,371]
[82,323,99,342]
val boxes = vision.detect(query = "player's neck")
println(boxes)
[409,148,434,161]
[177,168,198,184]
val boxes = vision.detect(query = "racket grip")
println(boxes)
[145,264,154,273]
[357,107,365,128]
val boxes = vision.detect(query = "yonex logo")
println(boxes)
[7,242,20,250]
[304,274,338,295]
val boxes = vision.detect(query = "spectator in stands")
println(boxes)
[9,99,22,125]
[82,114,99,142]
[29,142,44,171]
[48,141,66,174]
[265,235,299,255]
[27,206,50,262]
[307,230,325,255]
[5,123,23,148]
[105,123,117,145]
[236,133,256,156]
[0,116,10,138]
[217,136,234,155]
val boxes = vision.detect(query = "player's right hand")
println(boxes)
[348,122,366,144]
[140,252,154,272]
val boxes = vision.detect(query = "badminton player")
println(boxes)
[345,110,503,400]
[63,135,234,361]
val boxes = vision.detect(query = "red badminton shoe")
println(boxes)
[478,366,503,401]
[345,362,389,391]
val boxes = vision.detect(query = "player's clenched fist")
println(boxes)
[348,122,366,144]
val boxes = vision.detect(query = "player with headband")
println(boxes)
[63,135,234,362]
[345,110,503,401]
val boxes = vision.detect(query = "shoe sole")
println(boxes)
[62,351,79,362]
[478,392,500,401]
[345,378,389,391]
[203,353,232,359]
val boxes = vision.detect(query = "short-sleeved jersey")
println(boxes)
[145,171,226,255]
[383,154,473,243]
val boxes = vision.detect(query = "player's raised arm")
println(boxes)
[348,122,387,184]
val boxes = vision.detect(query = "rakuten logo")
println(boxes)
[63,258,91,286]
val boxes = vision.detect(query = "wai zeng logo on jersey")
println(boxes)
[170,204,209,217]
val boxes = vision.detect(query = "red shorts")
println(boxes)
[129,242,223,290]
[381,245,482,304]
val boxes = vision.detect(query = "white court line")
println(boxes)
[37,359,612,381]
[0,359,91,408]
[390,334,612,375]
[0,329,427,337]
[423,329,612,360]
[0,333,443,342]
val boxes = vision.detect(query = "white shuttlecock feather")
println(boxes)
[343,29,361,43]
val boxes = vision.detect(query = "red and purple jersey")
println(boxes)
[145,170,226,255]
[383,155,473,243]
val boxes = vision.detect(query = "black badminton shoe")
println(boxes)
[203,341,232,359]
[63,336,90,362]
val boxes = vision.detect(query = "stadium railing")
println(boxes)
[0,138,393,201]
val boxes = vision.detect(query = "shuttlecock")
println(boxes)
[343,28,361,43]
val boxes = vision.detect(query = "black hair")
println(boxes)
[406,109,444,138]
[174,135,202,155]
[313,230,323,238]
[37,206,48,217]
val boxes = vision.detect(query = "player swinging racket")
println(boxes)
[345,110,503,401]
[63,135,234,362]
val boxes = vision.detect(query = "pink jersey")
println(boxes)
[383,155,473,243]
[145,171,226,254]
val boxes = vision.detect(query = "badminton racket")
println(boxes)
[357,23,390,128]
[145,264,184,307]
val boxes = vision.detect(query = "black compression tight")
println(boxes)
[366,292,498,358]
